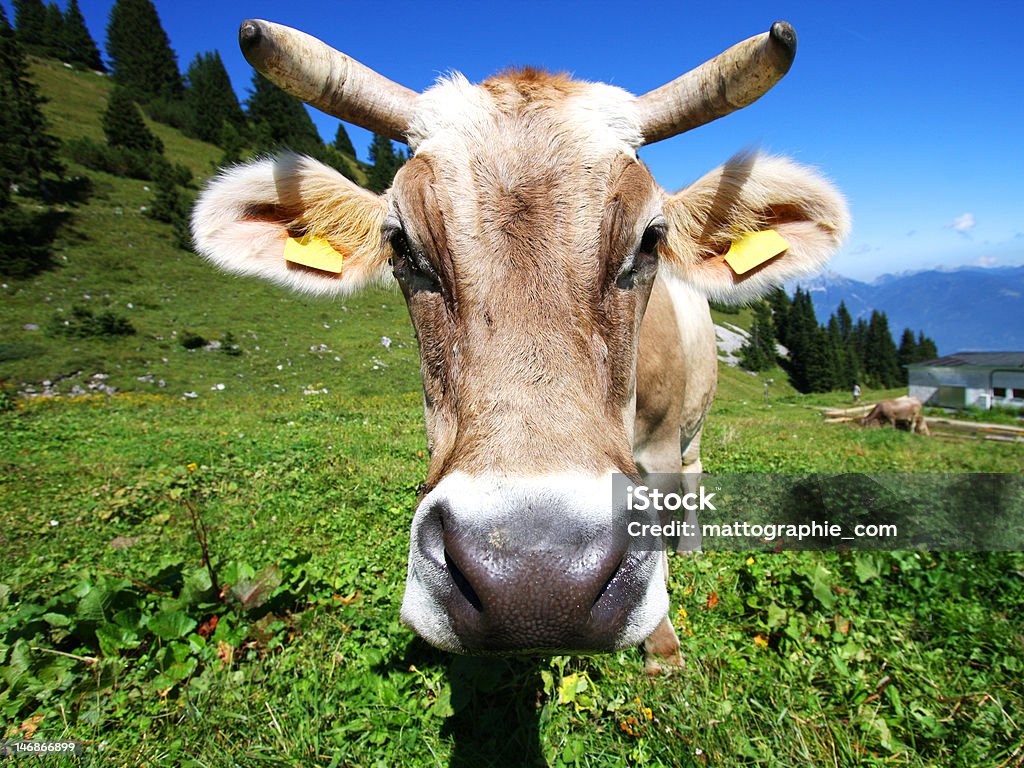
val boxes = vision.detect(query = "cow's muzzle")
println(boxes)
[400,472,667,654]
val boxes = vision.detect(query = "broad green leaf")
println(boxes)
[148,611,197,641]
[854,554,882,583]
[112,607,144,631]
[767,602,788,629]
[228,564,282,611]
[428,685,453,718]
[811,565,836,610]
[95,623,139,656]
[557,672,587,705]
[179,568,213,606]
[77,586,112,623]
[152,656,196,688]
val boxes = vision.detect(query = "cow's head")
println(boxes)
[192,21,848,654]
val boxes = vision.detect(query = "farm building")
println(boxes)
[907,352,1024,410]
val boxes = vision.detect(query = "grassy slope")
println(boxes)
[2,59,400,397]
[1,62,1022,767]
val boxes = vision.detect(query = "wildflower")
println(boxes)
[746,556,755,566]
[619,715,642,737]
[754,634,769,649]
[187,462,198,473]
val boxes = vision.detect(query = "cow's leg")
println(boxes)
[678,425,705,554]
[638,412,714,673]
[633,278,714,674]
[644,610,682,675]
[634,428,690,675]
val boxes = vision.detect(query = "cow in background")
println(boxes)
[861,396,930,435]
[192,19,849,671]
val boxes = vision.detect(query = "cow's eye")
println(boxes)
[639,221,665,256]
[616,217,665,289]
[385,219,440,292]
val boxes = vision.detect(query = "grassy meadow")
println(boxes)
[1,60,1023,767]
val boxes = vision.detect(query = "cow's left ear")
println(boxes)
[660,152,850,302]
[191,153,391,296]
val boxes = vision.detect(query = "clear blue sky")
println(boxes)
[9,0,1023,281]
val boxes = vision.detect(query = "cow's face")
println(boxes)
[393,73,660,483]
[391,73,667,652]
[192,20,849,654]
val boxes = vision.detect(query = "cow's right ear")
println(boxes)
[191,154,391,296]
[659,152,849,303]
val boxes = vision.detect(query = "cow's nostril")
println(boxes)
[444,548,483,612]
[592,554,625,608]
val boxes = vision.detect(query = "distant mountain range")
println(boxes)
[787,266,1024,355]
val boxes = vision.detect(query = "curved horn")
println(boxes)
[239,19,417,143]
[636,21,797,145]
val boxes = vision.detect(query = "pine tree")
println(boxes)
[897,328,917,384]
[102,86,163,154]
[12,0,46,49]
[766,287,791,349]
[146,163,191,248]
[217,120,245,166]
[62,0,104,71]
[333,123,355,156]
[185,51,244,144]
[739,301,777,372]
[246,72,323,155]
[366,133,404,193]
[915,332,938,362]
[0,7,63,195]
[783,288,821,392]
[40,2,63,57]
[827,314,855,387]
[804,325,839,392]
[106,0,181,102]
[835,301,853,343]
[864,310,901,388]
[1,5,64,276]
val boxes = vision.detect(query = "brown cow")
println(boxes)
[191,20,849,669]
[860,396,929,435]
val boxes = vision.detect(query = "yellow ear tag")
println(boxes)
[284,234,344,274]
[723,229,789,275]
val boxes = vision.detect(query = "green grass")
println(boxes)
[1,58,1023,768]
[3,393,1022,766]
